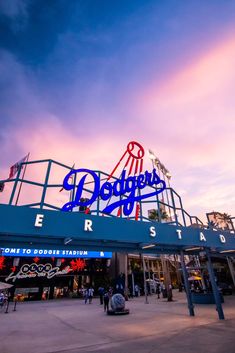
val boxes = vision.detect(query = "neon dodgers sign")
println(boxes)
[61,142,166,216]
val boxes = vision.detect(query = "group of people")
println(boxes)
[82,286,95,304]
[81,281,173,312]
[80,285,114,311]
[132,282,173,299]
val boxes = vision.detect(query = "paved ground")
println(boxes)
[1,291,235,353]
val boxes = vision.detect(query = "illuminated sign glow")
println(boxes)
[5,263,72,282]
[61,168,166,215]
[1,248,112,258]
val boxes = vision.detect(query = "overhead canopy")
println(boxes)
[0,204,235,256]
[0,281,13,290]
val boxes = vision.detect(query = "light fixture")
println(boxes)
[142,244,156,249]
[166,172,171,179]
[185,247,201,252]
[220,249,235,253]
[64,237,73,245]
[154,158,160,166]
[148,149,156,160]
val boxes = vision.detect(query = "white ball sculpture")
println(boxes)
[110,293,125,311]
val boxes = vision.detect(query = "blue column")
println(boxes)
[206,250,224,320]
[40,161,52,209]
[180,251,195,316]
[170,189,178,226]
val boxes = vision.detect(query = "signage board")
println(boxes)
[5,262,72,282]
[61,141,166,216]
[1,247,112,258]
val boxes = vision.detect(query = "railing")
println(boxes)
[0,158,206,228]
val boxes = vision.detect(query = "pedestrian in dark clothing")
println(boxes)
[84,288,89,304]
[103,291,109,312]
[156,283,160,299]
[98,286,104,305]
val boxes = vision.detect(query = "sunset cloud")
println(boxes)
[0,2,235,223]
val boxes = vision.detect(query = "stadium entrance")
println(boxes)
[0,141,235,319]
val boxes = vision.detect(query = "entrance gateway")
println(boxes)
[0,141,235,319]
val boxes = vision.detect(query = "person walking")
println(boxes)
[108,287,113,299]
[103,290,110,312]
[161,283,167,298]
[88,286,94,304]
[98,286,104,305]
[0,291,4,308]
[84,288,89,304]
[156,283,160,299]
[134,284,139,297]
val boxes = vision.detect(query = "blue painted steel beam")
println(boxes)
[180,251,195,316]
[206,249,225,320]
[0,204,235,253]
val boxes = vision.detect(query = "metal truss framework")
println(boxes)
[0,159,235,320]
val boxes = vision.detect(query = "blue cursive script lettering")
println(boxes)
[61,168,166,216]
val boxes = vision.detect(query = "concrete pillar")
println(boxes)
[156,259,161,280]
[174,254,182,287]
[161,255,172,301]
[109,253,128,297]
[118,253,128,277]
[141,254,149,304]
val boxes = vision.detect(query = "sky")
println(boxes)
[0,0,235,222]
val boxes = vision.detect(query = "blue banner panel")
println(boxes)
[1,247,112,259]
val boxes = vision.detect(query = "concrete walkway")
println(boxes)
[1,291,235,353]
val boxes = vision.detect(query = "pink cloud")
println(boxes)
[129,34,235,220]
[133,34,235,165]
[1,33,235,221]
[142,34,235,107]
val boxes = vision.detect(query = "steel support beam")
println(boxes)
[227,256,235,287]
[180,250,195,316]
[206,250,224,320]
